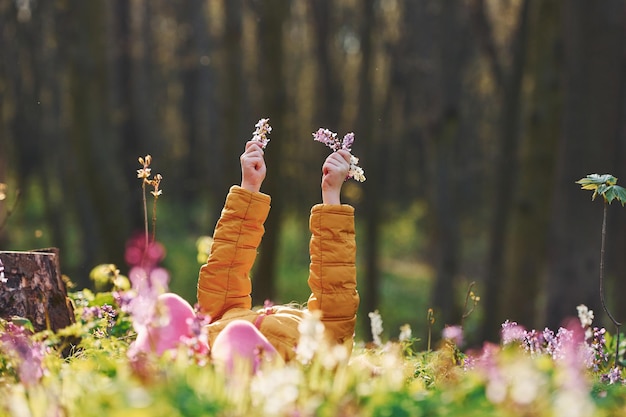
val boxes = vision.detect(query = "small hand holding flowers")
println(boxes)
[241,118,272,193]
[313,128,366,182]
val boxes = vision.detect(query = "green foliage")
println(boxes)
[576,174,626,205]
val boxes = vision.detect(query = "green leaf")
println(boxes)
[10,316,35,333]
[604,186,617,204]
[576,173,617,187]
[613,185,626,206]
[577,173,625,205]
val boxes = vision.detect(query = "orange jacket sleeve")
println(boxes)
[197,186,270,321]
[307,204,360,346]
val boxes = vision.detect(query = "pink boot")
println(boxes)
[211,319,281,373]
[132,293,206,356]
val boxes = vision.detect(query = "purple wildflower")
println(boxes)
[123,266,170,332]
[543,327,574,361]
[0,322,47,386]
[81,304,118,330]
[342,132,354,151]
[523,329,544,355]
[601,367,624,385]
[501,320,526,345]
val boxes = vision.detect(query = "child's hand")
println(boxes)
[240,141,266,193]
[321,150,351,205]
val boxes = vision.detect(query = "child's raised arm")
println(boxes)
[197,141,270,321]
[321,149,351,205]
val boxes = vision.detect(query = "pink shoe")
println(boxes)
[211,319,280,373]
[132,293,206,356]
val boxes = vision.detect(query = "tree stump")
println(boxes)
[0,248,75,332]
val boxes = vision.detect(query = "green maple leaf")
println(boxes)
[576,173,626,206]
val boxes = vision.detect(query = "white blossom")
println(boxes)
[369,310,384,347]
[576,304,594,328]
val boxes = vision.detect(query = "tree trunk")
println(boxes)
[251,0,289,306]
[310,0,342,129]
[545,0,626,330]
[427,0,470,330]
[0,249,75,332]
[479,0,530,342]
[501,0,562,331]
[179,0,214,206]
[357,0,380,339]
[219,0,245,194]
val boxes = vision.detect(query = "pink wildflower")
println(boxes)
[125,233,166,270]
[442,325,464,347]
[252,118,272,148]
[312,127,366,182]
[501,320,526,345]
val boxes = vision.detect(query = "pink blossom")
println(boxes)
[125,233,166,269]
[442,325,464,346]
[501,320,526,345]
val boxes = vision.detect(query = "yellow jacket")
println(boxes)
[197,186,359,361]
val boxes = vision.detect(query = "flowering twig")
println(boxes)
[426,308,435,351]
[251,118,272,149]
[461,281,480,328]
[149,174,162,244]
[137,156,164,264]
[312,128,366,182]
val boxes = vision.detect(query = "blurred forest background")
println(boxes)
[1,0,625,347]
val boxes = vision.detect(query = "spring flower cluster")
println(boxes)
[497,304,621,383]
[2,297,626,416]
[137,155,162,198]
[0,322,48,387]
[313,128,366,182]
[252,118,272,149]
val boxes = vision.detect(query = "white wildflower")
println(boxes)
[576,304,594,328]
[296,311,325,364]
[398,324,412,342]
[348,155,366,182]
[250,366,301,415]
[0,258,6,283]
[369,310,384,347]
[321,344,348,370]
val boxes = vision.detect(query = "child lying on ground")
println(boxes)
[132,140,360,371]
